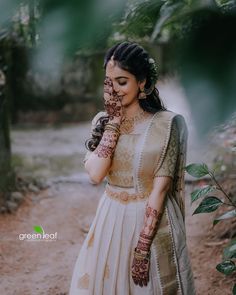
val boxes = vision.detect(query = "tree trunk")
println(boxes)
[0,37,15,209]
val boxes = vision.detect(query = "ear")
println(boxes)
[138,79,146,89]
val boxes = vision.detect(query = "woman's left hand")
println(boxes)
[131,248,150,287]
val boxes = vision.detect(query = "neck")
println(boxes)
[123,101,143,119]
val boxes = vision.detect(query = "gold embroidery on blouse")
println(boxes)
[77,273,89,289]
[87,232,94,248]
[155,121,179,178]
[107,136,138,187]
[120,109,150,134]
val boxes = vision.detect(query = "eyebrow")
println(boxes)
[115,76,128,79]
[106,75,129,80]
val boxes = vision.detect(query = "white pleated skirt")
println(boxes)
[69,187,156,295]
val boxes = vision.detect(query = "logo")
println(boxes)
[19,225,57,242]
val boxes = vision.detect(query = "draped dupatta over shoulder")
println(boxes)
[133,110,195,295]
[133,110,188,219]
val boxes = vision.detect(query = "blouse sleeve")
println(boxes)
[83,111,106,164]
[154,120,179,179]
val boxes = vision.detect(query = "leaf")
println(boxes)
[33,225,44,235]
[193,197,222,214]
[191,185,216,203]
[213,209,236,225]
[151,1,184,41]
[216,260,236,275]
[224,239,236,260]
[185,163,209,178]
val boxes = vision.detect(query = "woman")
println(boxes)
[69,41,196,295]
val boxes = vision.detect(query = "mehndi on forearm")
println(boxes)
[94,122,120,159]
[136,203,163,253]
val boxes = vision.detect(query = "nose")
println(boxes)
[112,82,120,94]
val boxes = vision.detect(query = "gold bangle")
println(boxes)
[104,125,120,134]
[105,124,120,131]
[104,127,120,134]
[106,122,120,128]
[106,123,120,130]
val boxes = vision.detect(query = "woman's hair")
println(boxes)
[86,41,167,152]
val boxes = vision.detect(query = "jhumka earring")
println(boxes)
[138,88,146,100]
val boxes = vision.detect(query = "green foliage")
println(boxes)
[224,239,236,259]
[117,0,236,135]
[192,196,223,214]
[185,163,209,178]
[186,162,236,291]
[214,209,236,225]
[216,260,236,275]
[116,0,163,39]
[190,185,217,203]
[1,0,236,133]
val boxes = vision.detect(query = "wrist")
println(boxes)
[136,239,151,253]
[134,247,150,259]
[108,118,122,125]
[104,122,120,136]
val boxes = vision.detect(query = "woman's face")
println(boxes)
[105,60,145,107]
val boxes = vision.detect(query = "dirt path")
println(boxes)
[0,179,233,295]
[0,78,234,294]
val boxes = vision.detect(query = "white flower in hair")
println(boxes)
[148,58,155,64]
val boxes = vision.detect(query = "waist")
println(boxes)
[105,183,150,204]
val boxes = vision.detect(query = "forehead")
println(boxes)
[105,61,133,79]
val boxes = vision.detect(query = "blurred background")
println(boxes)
[0,1,235,294]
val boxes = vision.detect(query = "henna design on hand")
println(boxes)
[131,248,150,287]
[103,77,123,121]
[131,204,163,286]
[94,129,119,159]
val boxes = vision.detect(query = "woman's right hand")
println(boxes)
[103,76,123,123]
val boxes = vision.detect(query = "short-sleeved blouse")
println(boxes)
[83,112,179,188]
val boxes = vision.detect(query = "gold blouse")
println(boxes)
[83,111,179,187]
[106,134,140,188]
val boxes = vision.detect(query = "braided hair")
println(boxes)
[86,41,167,152]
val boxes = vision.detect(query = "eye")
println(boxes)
[119,81,127,86]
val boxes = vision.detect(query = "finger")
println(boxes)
[143,279,148,286]
[138,280,143,287]
[133,277,139,285]
[103,93,111,101]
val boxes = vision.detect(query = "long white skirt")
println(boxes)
[69,187,156,295]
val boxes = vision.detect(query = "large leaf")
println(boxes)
[213,209,236,225]
[191,185,216,203]
[216,260,236,275]
[223,239,236,260]
[185,163,209,178]
[193,196,222,215]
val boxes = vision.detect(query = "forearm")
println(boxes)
[147,188,167,214]
[85,152,112,184]
[85,120,120,184]
[137,189,169,253]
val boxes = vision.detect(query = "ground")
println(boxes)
[0,78,235,295]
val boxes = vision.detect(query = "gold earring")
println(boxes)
[138,88,146,99]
